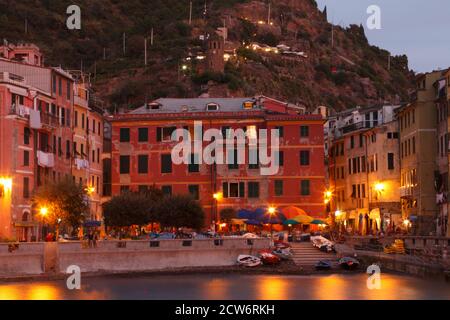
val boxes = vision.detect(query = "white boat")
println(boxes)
[237,255,262,267]
[311,236,335,252]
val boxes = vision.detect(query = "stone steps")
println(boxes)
[290,242,337,266]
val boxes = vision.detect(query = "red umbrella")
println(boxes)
[281,206,308,219]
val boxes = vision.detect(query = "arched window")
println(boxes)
[22,211,29,222]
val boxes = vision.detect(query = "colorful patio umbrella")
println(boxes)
[245,219,263,226]
[283,219,300,226]
[237,209,255,220]
[293,215,314,224]
[310,219,328,225]
[281,206,308,219]
[254,207,286,224]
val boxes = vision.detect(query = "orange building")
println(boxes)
[109,97,326,227]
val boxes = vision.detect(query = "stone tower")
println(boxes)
[206,35,224,73]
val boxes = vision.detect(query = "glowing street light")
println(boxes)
[374,183,385,192]
[268,206,276,215]
[40,207,49,217]
[213,192,223,201]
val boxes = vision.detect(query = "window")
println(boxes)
[300,126,309,137]
[274,180,283,196]
[23,151,29,166]
[221,126,231,140]
[120,185,130,194]
[300,180,310,196]
[58,137,62,156]
[275,126,284,138]
[206,103,219,111]
[97,148,100,163]
[23,177,30,199]
[223,182,245,198]
[161,154,172,173]
[66,140,71,159]
[300,150,310,166]
[52,75,56,93]
[188,185,199,200]
[388,153,394,170]
[81,113,85,129]
[350,136,355,149]
[228,149,239,169]
[120,128,130,142]
[138,155,148,174]
[161,185,172,196]
[248,147,259,169]
[24,127,30,145]
[248,182,260,198]
[276,151,284,167]
[67,81,71,100]
[74,111,78,127]
[138,128,148,142]
[188,154,199,172]
[119,155,130,174]
[138,185,148,194]
[359,134,364,147]
[58,78,62,96]
[157,127,176,142]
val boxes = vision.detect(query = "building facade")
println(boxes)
[0,44,74,241]
[398,71,442,235]
[109,97,326,226]
[328,105,401,234]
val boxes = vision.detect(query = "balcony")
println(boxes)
[8,104,30,119]
[74,95,88,108]
[37,151,55,168]
[40,112,59,128]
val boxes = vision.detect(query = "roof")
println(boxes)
[129,97,257,114]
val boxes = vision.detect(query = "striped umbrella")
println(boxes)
[281,206,308,219]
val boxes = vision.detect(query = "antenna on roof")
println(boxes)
[189,1,193,25]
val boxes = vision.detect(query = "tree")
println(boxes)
[103,192,152,227]
[154,195,205,230]
[220,208,237,223]
[32,177,89,235]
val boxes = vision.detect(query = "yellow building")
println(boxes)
[72,79,103,222]
[328,105,401,235]
[398,71,442,235]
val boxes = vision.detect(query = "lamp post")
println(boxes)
[268,206,276,247]
[39,206,48,241]
[213,192,222,233]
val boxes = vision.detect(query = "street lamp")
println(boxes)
[212,192,223,233]
[268,206,276,245]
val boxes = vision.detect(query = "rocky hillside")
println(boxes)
[0,0,414,111]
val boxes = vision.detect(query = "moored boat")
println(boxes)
[315,260,332,270]
[272,248,293,260]
[258,250,281,265]
[339,257,360,270]
[237,255,261,267]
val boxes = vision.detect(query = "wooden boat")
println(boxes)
[237,255,261,267]
[315,260,332,270]
[258,250,281,265]
[339,257,360,270]
[272,248,293,260]
[274,241,291,250]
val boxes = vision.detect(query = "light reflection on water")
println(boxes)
[0,274,449,300]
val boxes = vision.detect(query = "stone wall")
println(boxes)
[0,238,270,276]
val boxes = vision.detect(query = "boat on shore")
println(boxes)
[237,255,261,267]
[339,257,360,270]
[315,260,332,270]
[258,250,281,265]
[272,248,293,260]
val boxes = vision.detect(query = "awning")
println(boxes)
[14,221,39,227]
[231,219,247,225]
[7,85,28,96]
[369,208,381,220]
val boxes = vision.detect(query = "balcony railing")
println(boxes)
[8,104,30,118]
[40,112,59,128]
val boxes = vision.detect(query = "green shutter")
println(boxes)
[222,182,228,198]
[239,182,245,198]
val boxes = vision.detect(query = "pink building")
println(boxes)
[0,44,74,241]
